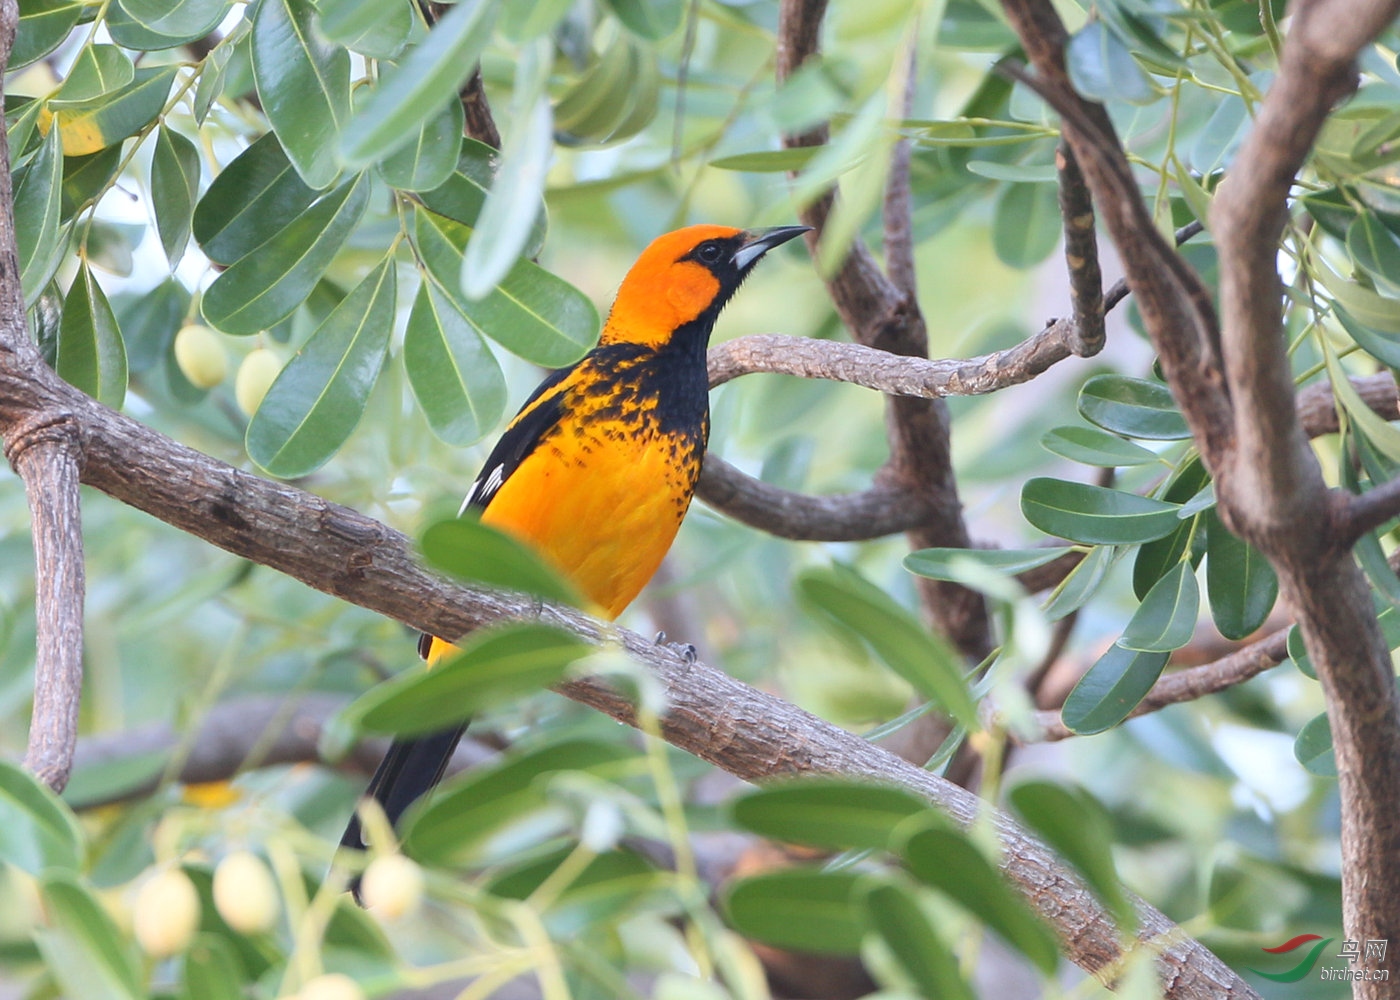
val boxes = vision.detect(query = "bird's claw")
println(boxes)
[654,631,697,663]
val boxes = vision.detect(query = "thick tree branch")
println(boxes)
[1035,629,1290,742]
[1001,0,1400,966]
[778,0,990,659]
[1297,371,1399,437]
[6,414,85,792]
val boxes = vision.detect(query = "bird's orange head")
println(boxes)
[601,224,809,349]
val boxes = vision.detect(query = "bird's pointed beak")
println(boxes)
[733,225,811,271]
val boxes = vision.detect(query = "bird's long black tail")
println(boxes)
[339,722,467,893]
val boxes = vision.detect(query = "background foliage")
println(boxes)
[2,0,1398,996]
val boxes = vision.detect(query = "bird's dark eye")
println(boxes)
[697,241,723,264]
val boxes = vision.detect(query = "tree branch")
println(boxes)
[695,456,934,541]
[1001,0,1400,965]
[64,694,495,809]
[6,414,85,792]
[1055,141,1105,357]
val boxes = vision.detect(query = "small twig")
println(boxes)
[5,414,86,792]
[459,67,501,150]
[1055,141,1105,357]
[1340,476,1400,547]
[883,38,919,300]
[1034,629,1290,742]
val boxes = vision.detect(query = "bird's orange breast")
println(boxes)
[479,358,707,620]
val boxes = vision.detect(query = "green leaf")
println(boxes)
[347,623,590,736]
[992,181,1061,268]
[1007,780,1135,929]
[1041,425,1159,466]
[1078,374,1190,439]
[252,0,351,188]
[1066,21,1156,105]
[378,96,463,193]
[553,37,634,140]
[1325,337,1400,464]
[35,872,142,1000]
[202,173,369,335]
[150,125,201,266]
[181,934,247,1000]
[0,760,83,875]
[245,253,395,477]
[14,124,63,306]
[1118,561,1199,652]
[730,779,928,852]
[904,546,1074,581]
[317,0,414,58]
[900,826,1059,974]
[1302,187,1357,241]
[414,208,597,367]
[488,848,663,938]
[1335,302,1400,369]
[57,263,128,408]
[193,132,321,266]
[603,0,683,38]
[115,277,190,373]
[1205,510,1278,640]
[419,516,584,608]
[14,1,83,71]
[416,140,545,256]
[193,34,236,124]
[48,64,180,156]
[404,739,636,864]
[404,279,507,446]
[109,0,229,47]
[724,870,865,955]
[339,0,497,168]
[1316,258,1400,334]
[965,159,1059,182]
[795,564,981,730]
[1132,458,1209,598]
[1287,624,1316,680]
[500,0,573,40]
[50,45,134,105]
[120,0,232,38]
[1294,712,1336,777]
[463,96,552,298]
[861,880,975,1000]
[1043,543,1115,621]
[1021,478,1182,545]
[709,148,822,172]
[61,146,123,221]
[1348,210,1400,293]
[1061,643,1169,734]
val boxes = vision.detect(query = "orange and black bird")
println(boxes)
[340,224,808,862]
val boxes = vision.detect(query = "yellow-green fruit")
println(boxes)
[173,324,228,389]
[212,851,280,934]
[298,973,365,1000]
[360,853,424,921]
[133,868,201,958]
[235,348,281,416]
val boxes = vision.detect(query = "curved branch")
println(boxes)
[695,456,933,540]
[1055,141,1105,357]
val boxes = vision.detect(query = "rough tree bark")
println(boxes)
[998,0,1400,979]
